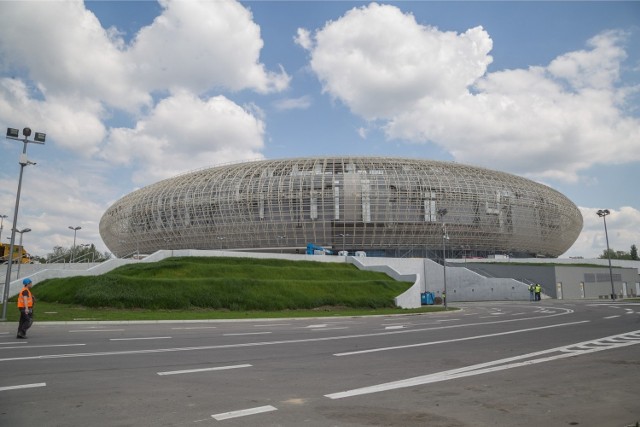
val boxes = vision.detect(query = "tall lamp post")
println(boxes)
[69,226,81,263]
[14,228,31,279]
[596,209,616,300]
[2,127,45,321]
[438,208,449,309]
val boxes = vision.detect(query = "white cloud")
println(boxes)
[103,91,265,185]
[127,0,290,94]
[301,3,493,120]
[0,78,106,156]
[273,96,312,111]
[294,28,313,50]
[563,206,640,258]
[301,4,640,184]
[0,0,150,113]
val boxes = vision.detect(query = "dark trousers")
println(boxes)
[18,309,33,336]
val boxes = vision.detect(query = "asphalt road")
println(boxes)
[0,301,639,427]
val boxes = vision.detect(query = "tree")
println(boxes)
[598,246,639,260]
[45,245,111,263]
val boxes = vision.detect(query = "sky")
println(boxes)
[0,0,639,260]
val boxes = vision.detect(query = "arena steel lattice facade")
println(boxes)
[99,157,583,258]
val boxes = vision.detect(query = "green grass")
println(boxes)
[4,256,446,321]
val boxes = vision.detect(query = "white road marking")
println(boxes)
[0,344,86,350]
[334,321,589,356]
[69,329,125,333]
[385,326,405,330]
[0,342,27,345]
[326,330,640,399]
[253,323,290,327]
[311,327,348,331]
[158,364,251,376]
[172,326,217,330]
[212,405,277,420]
[604,315,620,319]
[0,309,576,363]
[224,332,272,336]
[110,336,172,341]
[0,383,46,392]
[307,324,327,328]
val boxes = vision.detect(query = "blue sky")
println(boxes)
[0,0,638,259]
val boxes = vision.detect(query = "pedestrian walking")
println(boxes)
[528,284,535,301]
[534,283,542,301]
[17,278,34,339]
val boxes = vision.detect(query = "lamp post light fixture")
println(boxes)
[596,209,616,300]
[14,228,31,279]
[2,126,46,321]
[437,208,449,310]
[69,226,81,263]
[276,235,286,254]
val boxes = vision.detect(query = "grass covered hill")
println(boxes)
[31,257,414,311]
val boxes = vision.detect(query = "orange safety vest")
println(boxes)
[17,287,33,309]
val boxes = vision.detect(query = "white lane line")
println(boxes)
[172,326,217,330]
[69,329,125,333]
[1,344,86,350]
[334,321,589,356]
[0,342,27,345]
[604,315,621,319]
[307,324,327,328]
[385,326,405,330]
[311,327,348,331]
[223,332,272,336]
[110,337,172,341]
[326,330,640,399]
[212,405,277,420]
[158,364,251,376]
[0,383,46,392]
[0,308,576,363]
[253,323,290,327]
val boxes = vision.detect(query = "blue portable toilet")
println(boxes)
[421,292,435,305]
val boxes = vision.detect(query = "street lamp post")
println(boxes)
[596,209,616,300]
[69,226,81,263]
[276,235,286,254]
[438,208,449,309]
[14,228,31,279]
[2,127,45,321]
